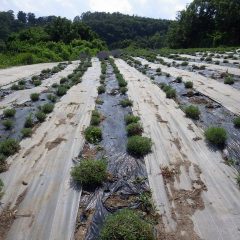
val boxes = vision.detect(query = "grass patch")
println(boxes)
[127,136,152,157]
[56,86,67,96]
[3,108,16,118]
[185,105,200,120]
[126,122,143,136]
[205,127,227,147]
[21,128,32,138]
[0,179,4,199]
[100,209,154,240]
[90,110,101,126]
[85,126,102,144]
[47,94,57,102]
[233,117,240,128]
[119,87,127,95]
[33,79,42,86]
[71,159,107,187]
[176,76,182,83]
[30,93,40,101]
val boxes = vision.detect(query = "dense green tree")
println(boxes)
[17,11,27,24]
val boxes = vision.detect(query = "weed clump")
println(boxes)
[90,110,101,126]
[56,86,67,96]
[100,209,154,240]
[127,136,152,157]
[47,94,57,102]
[176,76,182,83]
[3,108,16,118]
[185,105,200,120]
[24,115,34,128]
[71,159,107,187]
[85,126,102,144]
[205,127,227,147]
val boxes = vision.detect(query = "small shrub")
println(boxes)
[24,115,34,128]
[223,59,229,63]
[205,127,227,147]
[35,111,46,122]
[0,179,4,199]
[32,75,39,81]
[224,75,234,85]
[71,159,107,187]
[41,103,54,114]
[205,57,212,62]
[2,119,13,130]
[18,80,26,85]
[126,122,143,136]
[185,81,193,89]
[98,85,106,94]
[56,86,67,96]
[176,76,182,83]
[166,73,170,77]
[85,126,102,144]
[125,114,140,125]
[30,93,40,101]
[100,209,154,240]
[156,67,161,72]
[233,117,240,128]
[127,136,152,157]
[0,139,20,156]
[21,128,32,138]
[47,94,57,102]
[185,105,200,120]
[120,99,133,108]
[3,108,16,118]
[52,83,58,88]
[96,98,104,105]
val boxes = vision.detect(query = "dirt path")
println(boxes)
[158,56,240,76]
[136,57,240,115]
[180,54,240,65]
[0,58,100,240]
[115,58,240,240]
[0,61,79,115]
[0,62,61,87]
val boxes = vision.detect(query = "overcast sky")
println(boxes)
[1,0,191,20]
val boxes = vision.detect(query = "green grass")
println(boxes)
[56,86,67,96]
[127,136,152,157]
[185,105,200,120]
[84,126,102,144]
[224,75,234,85]
[47,94,57,102]
[100,209,154,240]
[71,159,107,187]
[205,127,227,147]
[24,115,34,128]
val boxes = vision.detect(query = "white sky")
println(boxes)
[1,0,191,20]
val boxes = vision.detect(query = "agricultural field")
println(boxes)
[0,47,239,240]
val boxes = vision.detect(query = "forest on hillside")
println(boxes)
[0,0,240,68]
